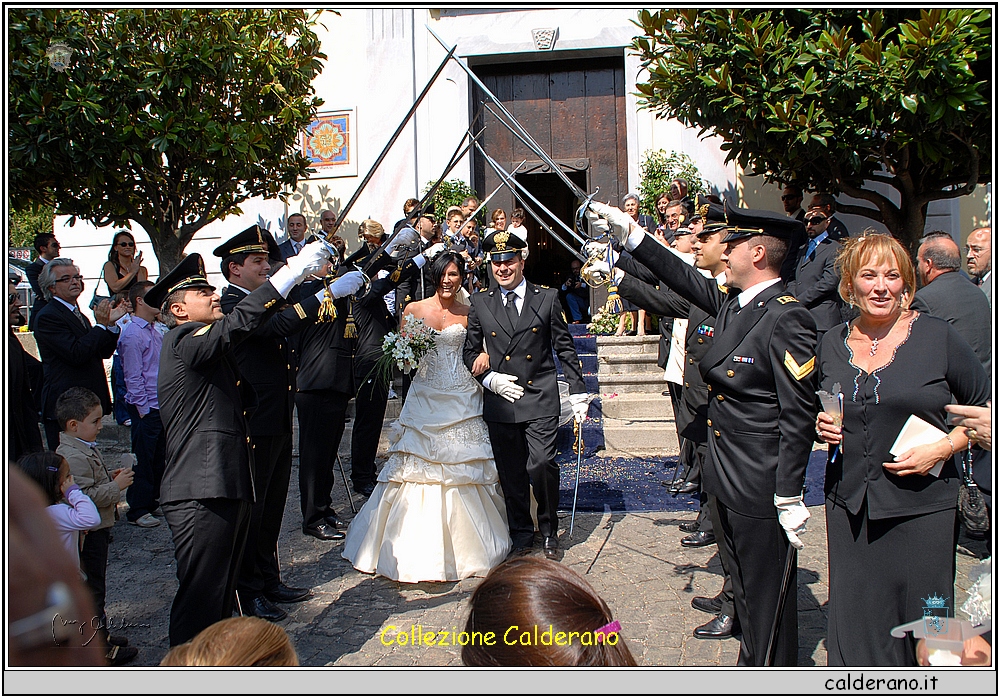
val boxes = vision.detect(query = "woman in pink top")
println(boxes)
[18,452,100,567]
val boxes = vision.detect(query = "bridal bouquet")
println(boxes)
[373,317,438,386]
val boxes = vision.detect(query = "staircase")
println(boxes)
[591,333,678,458]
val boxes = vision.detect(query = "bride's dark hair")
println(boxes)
[431,251,467,289]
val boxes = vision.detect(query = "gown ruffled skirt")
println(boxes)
[342,324,511,582]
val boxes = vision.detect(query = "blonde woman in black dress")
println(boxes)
[816,233,989,665]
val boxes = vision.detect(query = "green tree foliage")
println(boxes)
[9,9,328,268]
[632,9,991,249]
[637,150,706,216]
[8,204,56,250]
[423,179,481,222]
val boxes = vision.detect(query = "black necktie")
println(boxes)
[719,298,740,334]
[505,290,519,328]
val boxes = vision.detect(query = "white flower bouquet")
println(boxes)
[372,316,439,386]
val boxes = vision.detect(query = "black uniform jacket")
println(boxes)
[395,236,436,310]
[219,286,320,436]
[629,235,819,518]
[33,300,118,420]
[464,282,586,423]
[293,278,355,395]
[352,253,421,366]
[158,282,283,505]
[616,253,717,445]
[783,235,844,334]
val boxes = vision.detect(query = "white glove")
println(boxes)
[424,242,447,261]
[584,240,608,259]
[328,270,365,299]
[774,494,809,550]
[569,393,591,423]
[386,227,420,256]
[483,372,524,403]
[581,258,610,286]
[269,240,333,297]
[587,201,637,245]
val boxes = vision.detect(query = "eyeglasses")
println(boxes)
[54,274,84,284]
[8,292,20,304]
[780,194,800,202]
[805,217,827,226]
[117,241,135,247]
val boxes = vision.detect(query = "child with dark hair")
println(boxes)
[17,451,99,567]
[55,386,137,664]
[507,207,527,239]
[462,557,637,666]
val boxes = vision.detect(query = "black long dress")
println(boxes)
[817,313,990,666]
[9,329,44,461]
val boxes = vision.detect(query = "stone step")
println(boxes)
[600,416,679,458]
[598,354,663,375]
[595,335,660,356]
[596,373,666,394]
[599,392,674,420]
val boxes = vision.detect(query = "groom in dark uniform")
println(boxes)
[464,231,589,559]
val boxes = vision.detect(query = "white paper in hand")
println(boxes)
[889,415,949,478]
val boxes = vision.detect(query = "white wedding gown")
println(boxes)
[342,323,511,582]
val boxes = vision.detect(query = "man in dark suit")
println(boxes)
[215,226,326,623]
[622,193,656,234]
[150,242,342,646]
[779,184,807,282]
[588,200,818,666]
[277,212,310,261]
[33,258,126,450]
[463,231,589,559]
[913,232,992,376]
[25,233,61,331]
[912,231,994,520]
[808,193,850,240]
[783,208,845,341]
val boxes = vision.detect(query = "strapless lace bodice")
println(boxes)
[415,323,479,393]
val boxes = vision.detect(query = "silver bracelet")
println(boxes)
[944,434,956,456]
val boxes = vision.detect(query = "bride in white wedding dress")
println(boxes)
[342,252,511,582]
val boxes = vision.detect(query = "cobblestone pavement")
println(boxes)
[99,420,987,667]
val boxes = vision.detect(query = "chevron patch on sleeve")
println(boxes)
[783,351,815,380]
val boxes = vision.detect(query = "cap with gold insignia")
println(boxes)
[482,230,527,262]
[212,224,281,262]
[144,254,214,310]
[722,201,805,244]
[690,195,727,235]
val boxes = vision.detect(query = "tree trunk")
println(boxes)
[897,197,929,257]
[147,224,190,274]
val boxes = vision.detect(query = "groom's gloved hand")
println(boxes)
[586,202,638,246]
[569,393,591,423]
[483,372,524,403]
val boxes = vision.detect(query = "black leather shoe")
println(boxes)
[681,531,717,548]
[247,595,287,622]
[353,482,376,497]
[661,390,671,397]
[693,613,738,639]
[671,481,699,495]
[691,594,723,615]
[106,644,139,665]
[265,582,312,604]
[678,520,700,533]
[324,513,348,529]
[303,523,345,541]
[543,536,559,559]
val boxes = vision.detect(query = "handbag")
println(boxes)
[957,443,989,538]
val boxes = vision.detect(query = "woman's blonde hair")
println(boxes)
[160,617,299,667]
[835,231,916,309]
[358,219,385,240]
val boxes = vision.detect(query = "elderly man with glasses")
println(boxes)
[33,259,129,449]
